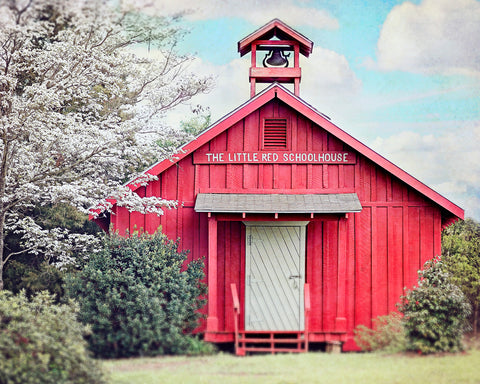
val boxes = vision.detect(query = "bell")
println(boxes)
[263,48,290,67]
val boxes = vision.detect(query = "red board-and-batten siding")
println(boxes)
[107,84,462,351]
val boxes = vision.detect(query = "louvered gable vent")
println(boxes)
[263,118,288,149]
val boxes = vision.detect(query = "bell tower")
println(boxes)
[238,19,314,98]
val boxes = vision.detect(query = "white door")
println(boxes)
[245,222,307,331]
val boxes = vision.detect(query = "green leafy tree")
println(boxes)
[0,290,105,384]
[442,218,480,335]
[66,231,208,358]
[4,260,65,301]
[399,256,471,354]
[4,203,101,299]
[180,110,211,137]
[158,109,211,149]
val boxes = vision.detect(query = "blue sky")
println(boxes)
[130,0,480,220]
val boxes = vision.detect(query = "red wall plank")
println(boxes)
[217,222,226,331]
[145,180,161,234]
[307,221,323,330]
[177,157,195,204]
[310,123,325,189]
[371,207,388,319]
[323,220,338,331]
[222,221,242,333]
[421,207,435,265]
[392,177,404,201]
[376,169,387,202]
[209,131,227,190]
[406,207,420,289]
[115,206,130,236]
[129,186,146,233]
[162,166,179,239]
[180,208,195,264]
[387,206,404,311]
[262,164,274,189]
[433,208,442,256]
[355,207,372,328]
[243,110,259,190]
[344,213,357,349]
[344,164,355,189]
[228,121,245,190]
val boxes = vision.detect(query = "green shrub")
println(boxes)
[399,256,471,354]
[441,218,480,336]
[4,261,65,301]
[184,335,218,356]
[354,312,406,353]
[66,231,208,358]
[0,290,105,384]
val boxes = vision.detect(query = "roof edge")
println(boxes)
[120,83,463,222]
[238,19,314,57]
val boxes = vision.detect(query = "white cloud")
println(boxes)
[161,57,251,127]
[371,123,480,219]
[121,0,338,30]
[300,47,363,120]
[374,0,480,76]
[161,43,362,126]
[303,47,362,98]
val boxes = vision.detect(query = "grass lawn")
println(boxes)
[103,349,480,384]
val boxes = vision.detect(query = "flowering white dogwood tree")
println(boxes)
[0,0,213,289]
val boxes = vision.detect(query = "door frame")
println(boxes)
[243,221,308,331]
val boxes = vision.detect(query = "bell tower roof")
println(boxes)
[238,19,314,98]
[238,19,313,58]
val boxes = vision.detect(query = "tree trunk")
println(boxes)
[474,302,479,337]
[0,138,9,291]
[0,209,5,290]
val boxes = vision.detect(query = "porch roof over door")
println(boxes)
[194,193,362,214]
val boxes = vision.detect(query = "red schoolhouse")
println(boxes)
[94,19,463,354]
